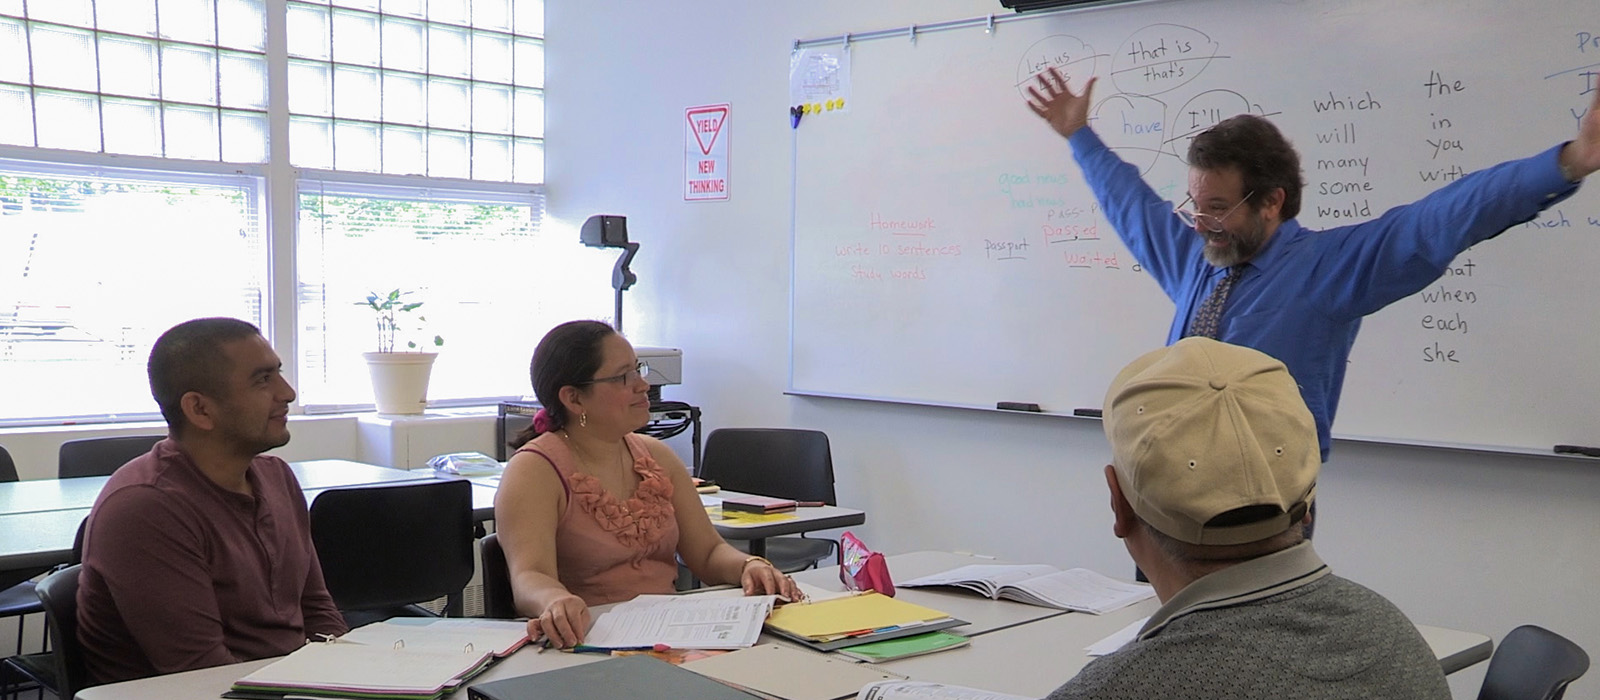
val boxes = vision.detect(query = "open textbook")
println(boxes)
[899,564,1154,614]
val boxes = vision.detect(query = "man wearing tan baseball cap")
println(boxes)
[1047,338,1448,700]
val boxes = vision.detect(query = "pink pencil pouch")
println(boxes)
[838,531,894,597]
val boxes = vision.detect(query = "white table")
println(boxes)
[701,490,866,558]
[75,551,1492,700]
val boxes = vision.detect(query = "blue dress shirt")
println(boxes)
[1069,128,1581,460]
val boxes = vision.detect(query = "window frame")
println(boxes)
[292,174,545,414]
[0,0,548,426]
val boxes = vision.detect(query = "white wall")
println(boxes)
[546,1,1600,697]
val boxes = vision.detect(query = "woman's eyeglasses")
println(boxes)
[577,361,650,386]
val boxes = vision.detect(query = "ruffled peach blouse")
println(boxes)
[515,432,680,605]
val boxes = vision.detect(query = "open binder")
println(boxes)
[226,619,530,700]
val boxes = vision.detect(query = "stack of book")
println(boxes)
[763,592,965,652]
[719,495,799,514]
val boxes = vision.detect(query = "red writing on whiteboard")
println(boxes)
[870,213,937,236]
[895,243,962,256]
[850,265,883,281]
[1044,222,1100,242]
[1063,251,1122,269]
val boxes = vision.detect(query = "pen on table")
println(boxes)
[570,643,670,655]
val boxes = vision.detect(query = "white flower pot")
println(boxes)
[363,352,438,415]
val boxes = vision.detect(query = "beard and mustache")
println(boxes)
[1198,210,1270,268]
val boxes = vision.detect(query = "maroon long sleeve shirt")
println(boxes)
[76,439,347,686]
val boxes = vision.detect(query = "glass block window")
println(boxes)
[296,183,609,409]
[287,0,544,182]
[0,0,269,162]
[0,160,266,421]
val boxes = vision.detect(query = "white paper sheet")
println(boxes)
[583,594,774,650]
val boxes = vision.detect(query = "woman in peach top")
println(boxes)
[494,320,801,647]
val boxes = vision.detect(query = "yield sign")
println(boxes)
[686,106,728,156]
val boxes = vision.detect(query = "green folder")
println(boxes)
[835,631,971,663]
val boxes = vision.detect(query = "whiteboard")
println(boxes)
[789,0,1600,454]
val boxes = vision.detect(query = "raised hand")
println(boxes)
[1025,68,1098,140]
[1559,88,1600,181]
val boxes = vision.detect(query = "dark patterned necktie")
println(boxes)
[1187,265,1243,339]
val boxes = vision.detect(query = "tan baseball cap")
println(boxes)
[1103,337,1318,546]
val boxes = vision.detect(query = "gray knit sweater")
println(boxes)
[1047,544,1450,700]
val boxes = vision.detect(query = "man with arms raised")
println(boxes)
[1026,72,1600,464]
[77,318,346,685]
[1048,337,1448,699]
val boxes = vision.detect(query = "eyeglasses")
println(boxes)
[1174,190,1255,233]
[576,361,650,387]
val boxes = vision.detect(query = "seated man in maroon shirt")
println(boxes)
[76,317,347,686]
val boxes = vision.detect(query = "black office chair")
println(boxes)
[57,435,163,479]
[0,446,49,700]
[479,533,517,620]
[310,480,475,630]
[1,566,86,700]
[1477,624,1590,700]
[698,428,839,573]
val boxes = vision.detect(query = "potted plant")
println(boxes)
[362,288,444,415]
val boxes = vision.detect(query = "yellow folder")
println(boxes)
[765,592,951,639]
